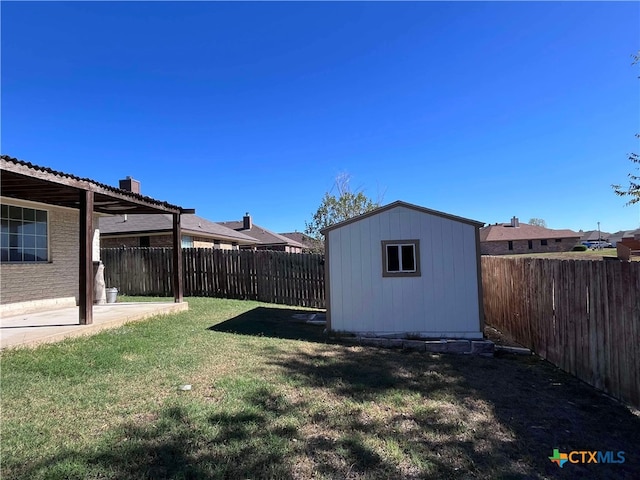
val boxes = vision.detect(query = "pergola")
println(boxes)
[1,155,193,324]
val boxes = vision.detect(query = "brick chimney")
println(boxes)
[119,176,140,194]
[510,216,520,228]
[243,212,252,230]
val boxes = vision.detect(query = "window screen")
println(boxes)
[387,245,400,271]
[401,245,415,271]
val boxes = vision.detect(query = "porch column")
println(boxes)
[172,212,183,302]
[79,190,94,324]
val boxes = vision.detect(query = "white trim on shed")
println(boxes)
[322,201,484,339]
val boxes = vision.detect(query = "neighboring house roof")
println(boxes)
[100,214,258,244]
[622,228,640,238]
[1,154,186,215]
[320,200,484,234]
[279,232,310,244]
[580,230,612,242]
[480,222,579,242]
[220,220,304,248]
[280,232,316,246]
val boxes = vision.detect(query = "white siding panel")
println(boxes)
[462,224,481,327]
[358,219,373,333]
[329,229,344,330]
[444,219,459,327]
[429,216,447,329]
[369,214,386,332]
[349,222,364,332]
[378,212,394,331]
[452,222,468,327]
[421,214,436,333]
[340,226,354,331]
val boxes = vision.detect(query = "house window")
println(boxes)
[181,235,193,248]
[508,241,513,251]
[555,238,562,243]
[382,240,420,277]
[140,236,150,247]
[1,204,49,263]
[541,239,548,246]
[528,240,533,249]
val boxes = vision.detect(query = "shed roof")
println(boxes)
[320,200,484,235]
[100,214,258,244]
[1,155,187,215]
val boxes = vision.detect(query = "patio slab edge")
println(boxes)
[1,302,188,350]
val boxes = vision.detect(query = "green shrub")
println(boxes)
[572,244,588,251]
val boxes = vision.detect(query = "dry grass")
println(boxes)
[502,248,640,261]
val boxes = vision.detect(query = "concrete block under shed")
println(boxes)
[330,332,494,356]
[423,341,449,353]
[445,340,472,354]
[402,340,426,351]
[387,338,404,348]
[359,337,390,348]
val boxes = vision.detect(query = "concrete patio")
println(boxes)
[1,302,188,349]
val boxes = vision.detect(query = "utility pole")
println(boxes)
[597,221,601,249]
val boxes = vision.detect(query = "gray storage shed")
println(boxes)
[321,201,484,339]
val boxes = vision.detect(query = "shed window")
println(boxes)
[1,204,49,263]
[382,240,420,277]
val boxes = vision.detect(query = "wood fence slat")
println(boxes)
[618,262,629,404]
[629,263,640,406]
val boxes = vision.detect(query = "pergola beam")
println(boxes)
[79,190,94,325]
[172,213,183,303]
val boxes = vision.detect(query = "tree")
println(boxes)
[305,173,381,248]
[612,134,640,205]
[612,52,640,205]
[528,218,547,228]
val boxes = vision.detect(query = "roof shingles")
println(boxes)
[480,223,579,242]
[219,221,303,248]
[100,214,258,244]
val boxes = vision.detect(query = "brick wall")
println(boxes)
[101,235,177,248]
[1,204,99,305]
[480,237,580,255]
[101,236,141,248]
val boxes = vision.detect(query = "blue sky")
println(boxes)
[2,1,639,235]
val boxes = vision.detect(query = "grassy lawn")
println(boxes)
[502,248,640,261]
[1,297,639,479]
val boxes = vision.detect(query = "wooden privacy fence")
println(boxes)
[101,247,325,308]
[482,256,640,409]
